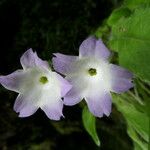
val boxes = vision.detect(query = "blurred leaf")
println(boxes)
[107,7,131,26]
[134,142,143,150]
[124,0,150,9]
[29,140,52,150]
[113,94,149,141]
[95,23,109,38]
[127,125,148,150]
[112,94,149,149]
[82,106,100,146]
[109,7,150,82]
[136,80,150,116]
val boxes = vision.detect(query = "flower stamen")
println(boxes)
[88,68,97,76]
[39,76,48,84]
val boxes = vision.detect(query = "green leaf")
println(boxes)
[127,125,148,150]
[124,0,150,9]
[112,94,149,149]
[82,106,100,146]
[128,105,148,142]
[109,7,150,81]
[134,142,143,150]
[107,7,131,26]
[94,20,109,39]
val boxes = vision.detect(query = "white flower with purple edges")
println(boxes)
[52,36,133,117]
[0,49,72,120]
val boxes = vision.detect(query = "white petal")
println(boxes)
[14,91,40,117]
[20,48,49,70]
[41,99,64,120]
[54,73,72,97]
[52,53,78,75]
[63,87,82,106]
[0,70,26,93]
[85,88,112,117]
[39,87,64,120]
[79,36,110,59]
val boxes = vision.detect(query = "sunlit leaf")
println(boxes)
[107,7,131,26]
[109,7,150,82]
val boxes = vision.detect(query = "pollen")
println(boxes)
[88,68,97,76]
[39,76,48,84]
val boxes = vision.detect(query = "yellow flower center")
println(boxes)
[88,68,97,76]
[39,76,48,84]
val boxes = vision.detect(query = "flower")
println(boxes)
[52,36,133,117]
[0,49,72,120]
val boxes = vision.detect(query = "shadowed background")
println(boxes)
[0,0,133,149]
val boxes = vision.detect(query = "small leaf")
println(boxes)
[82,106,100,146]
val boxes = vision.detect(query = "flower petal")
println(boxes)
[55,73,72,97]
[79,36,110,59]
[109,64,133,79]
[41,100,64,120]
[95,39,111,59]
[85,90,112,117]
[14,94,38,117]
[52,53,78,75]
[63,87,82,105]
[0,69,46,93]
[79,36,96,57]
[110,78,133,93]
[0,70,27,93]
[20,48,49,70]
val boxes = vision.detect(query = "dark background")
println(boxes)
[0,0,133,149]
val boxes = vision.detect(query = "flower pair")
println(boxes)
[0,36,133,120]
